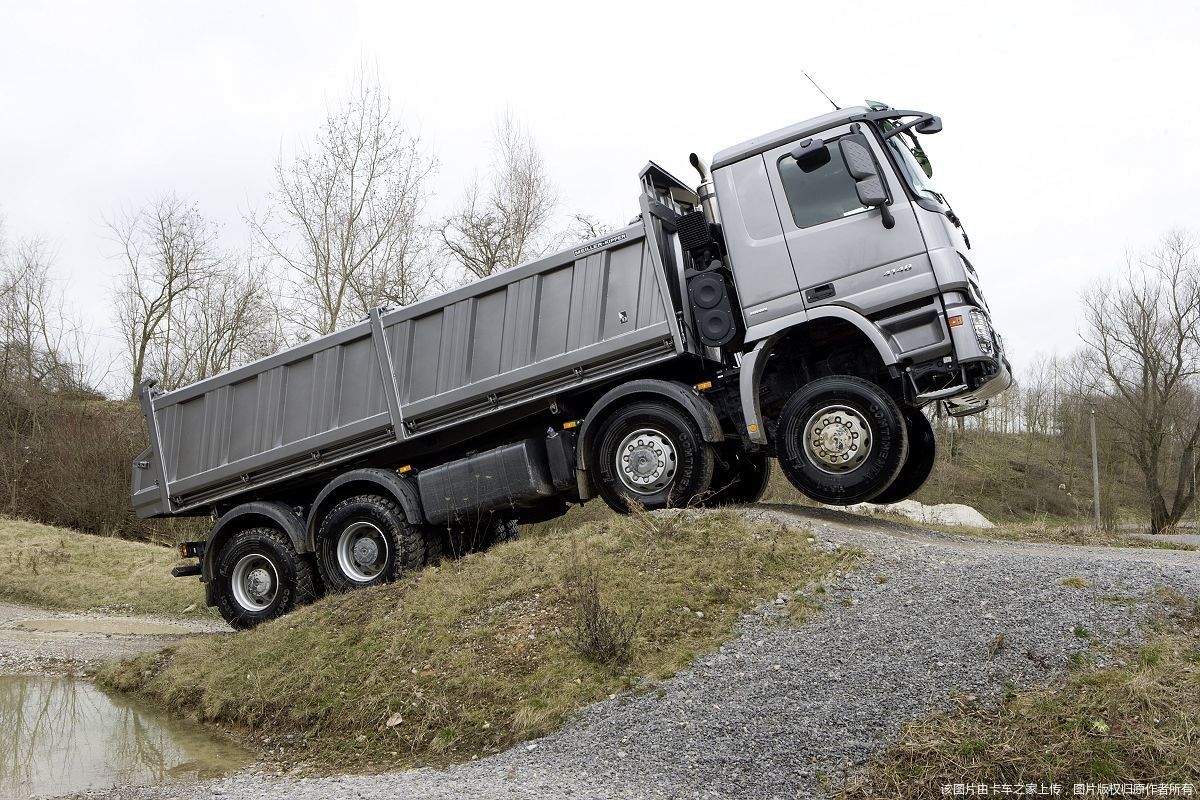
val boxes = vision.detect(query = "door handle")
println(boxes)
[805,283,836,303]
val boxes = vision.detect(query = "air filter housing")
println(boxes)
[675,210,713,253]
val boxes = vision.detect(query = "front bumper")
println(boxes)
[942,304,1011,413]
[904,302,1010,415]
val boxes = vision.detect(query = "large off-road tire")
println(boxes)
[591,400,714,513]
[871,408,936,504]
[706,447,773,506]
[776,375,909,506]
[212,527,317,630]
[423,526,446,566]
[486,516,520,546]
[315,494,425,592]
[443,513,520,558]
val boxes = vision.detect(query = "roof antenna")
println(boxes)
[802,70,840,111]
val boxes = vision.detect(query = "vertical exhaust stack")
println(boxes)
[682,153,740,351]
[689,153,721,225]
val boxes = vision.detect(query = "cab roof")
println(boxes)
[711,105,870,171]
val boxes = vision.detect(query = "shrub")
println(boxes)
[0,385,202,542]
[564,542,641,668]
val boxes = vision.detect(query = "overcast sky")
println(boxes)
[2,0,1198,393]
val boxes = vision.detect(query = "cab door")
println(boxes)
[763,124,935,315]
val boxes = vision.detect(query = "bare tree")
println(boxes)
[1082,230,1200,534]
[568,213,614,243]
[441,113,557,281]
[0,237,94,392]
[251,72,438,337]
[170,255,282,383]
[108,193,223,396]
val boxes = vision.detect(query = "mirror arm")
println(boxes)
[879,203,895,230]
[877,113,938,140]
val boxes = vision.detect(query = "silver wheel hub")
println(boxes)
[337,521,389,583]
[616,428,677,495]
[231,554,278,612]
[353,538,379,565]
[803,404,872,474]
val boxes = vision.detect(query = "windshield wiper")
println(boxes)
[945,206,971,249]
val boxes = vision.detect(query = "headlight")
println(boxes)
[970,310,995,356]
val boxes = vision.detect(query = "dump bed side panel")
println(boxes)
[384,226,673,434]
[136,222,681,517]
[147,321,397,506]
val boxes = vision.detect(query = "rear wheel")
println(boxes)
[315,494,425,592]
[486,515,520,546]
[213,527,316,629]
[776,375,908,505]
[590,400,714,513]
[423,526,446,566]
[707,447,773,506]
[870,408,936,504]
[440,513,520,558]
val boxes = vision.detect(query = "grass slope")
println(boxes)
[841,592,1200,797]
[0,516,210,616]
[101,509,848,771]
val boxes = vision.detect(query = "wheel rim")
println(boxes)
[615,427,678,495]
[230,553,279,612]
[336,520,389,582]
[802,404,872,474]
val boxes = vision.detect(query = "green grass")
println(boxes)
[100,509,849,772]
[924,519,1195,551]
[840,593,1200,797]
[0,516,211,616]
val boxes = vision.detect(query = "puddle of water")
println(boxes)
[0,675,253,799]
[14,618,188,635]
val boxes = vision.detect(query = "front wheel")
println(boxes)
[870,408,936,504]
[775,375,908,506]
[212,527,317,629]
[707,448,773,506]
[591,400,714,513]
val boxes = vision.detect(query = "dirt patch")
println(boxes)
[14,617,194,636]
[0,600,224,676]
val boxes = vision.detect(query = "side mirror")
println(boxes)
[838,134,895,229]
[790,137,831,173]
[915,115,942,134]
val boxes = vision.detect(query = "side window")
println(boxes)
[777,139,871,228]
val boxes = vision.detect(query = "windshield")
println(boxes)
[884,130,944,205]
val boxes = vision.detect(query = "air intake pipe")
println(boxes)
[688,152,721,225]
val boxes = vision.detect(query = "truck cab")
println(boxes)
[703,104,1009,422]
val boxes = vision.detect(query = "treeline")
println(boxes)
[926,231,1200,533]
[3,73,608,403]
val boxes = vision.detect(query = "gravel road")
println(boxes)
[57,506,1200,800]
[0,600,224,676]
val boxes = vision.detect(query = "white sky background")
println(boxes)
[2,0,1198,395]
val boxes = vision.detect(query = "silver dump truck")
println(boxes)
[134,102,1010,627]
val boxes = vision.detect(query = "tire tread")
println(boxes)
[316,494,424,591]
[776,375,908,505]
[214,526,314,630]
